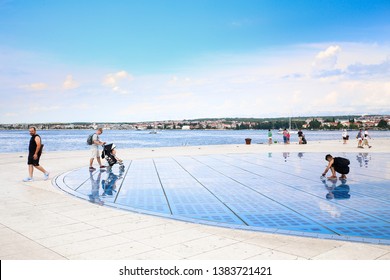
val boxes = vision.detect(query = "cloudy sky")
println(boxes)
[1,0,390,123]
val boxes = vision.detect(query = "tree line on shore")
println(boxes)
[232,119,389,130]
[1,116,389,130]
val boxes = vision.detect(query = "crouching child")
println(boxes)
[322,154,350,180]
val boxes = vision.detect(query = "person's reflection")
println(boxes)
[268,152,272,158]
[102,165,125,197]
[356,153,371,168]
[283,152,290,162]
[88,170,104,205]
[321,178,351,200]
[356,153,363,167]
[298,152,304,158]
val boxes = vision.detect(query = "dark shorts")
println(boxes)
[28,154,41,166]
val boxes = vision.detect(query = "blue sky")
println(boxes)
[1,0,390,123]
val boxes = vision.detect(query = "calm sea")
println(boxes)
[1,129,389,154]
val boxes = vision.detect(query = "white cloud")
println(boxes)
[70,103,94,110]
[313,91,339,106]
[312,45,341,74]
[315,45,341,61]
[345,58,390,78]
[310,43,390,80]
[343,81,390,108]
[103,70,133,86]
[63,74,79,90]
[103,70,134,94]
[4,112,18,117]
[30,105,61,112]
[20,82,48,91]
[167,75,209,87]
[157,92,194,100]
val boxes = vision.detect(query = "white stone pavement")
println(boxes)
[1,140,390,260]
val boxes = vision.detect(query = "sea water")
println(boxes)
[1,129,389,154]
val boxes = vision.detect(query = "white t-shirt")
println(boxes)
[92,133,99,147]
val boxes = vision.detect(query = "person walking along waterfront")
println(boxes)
[89,128,106,171]
[23,127,49,182]
[363,129,372,148]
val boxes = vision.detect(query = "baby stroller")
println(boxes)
[101,143,123,167]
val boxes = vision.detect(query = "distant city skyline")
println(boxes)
[1,0,390,123]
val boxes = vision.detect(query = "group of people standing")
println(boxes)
[265,128,372,147]
[267,129,306,145]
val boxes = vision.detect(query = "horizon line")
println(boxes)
[1,114,389,125]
